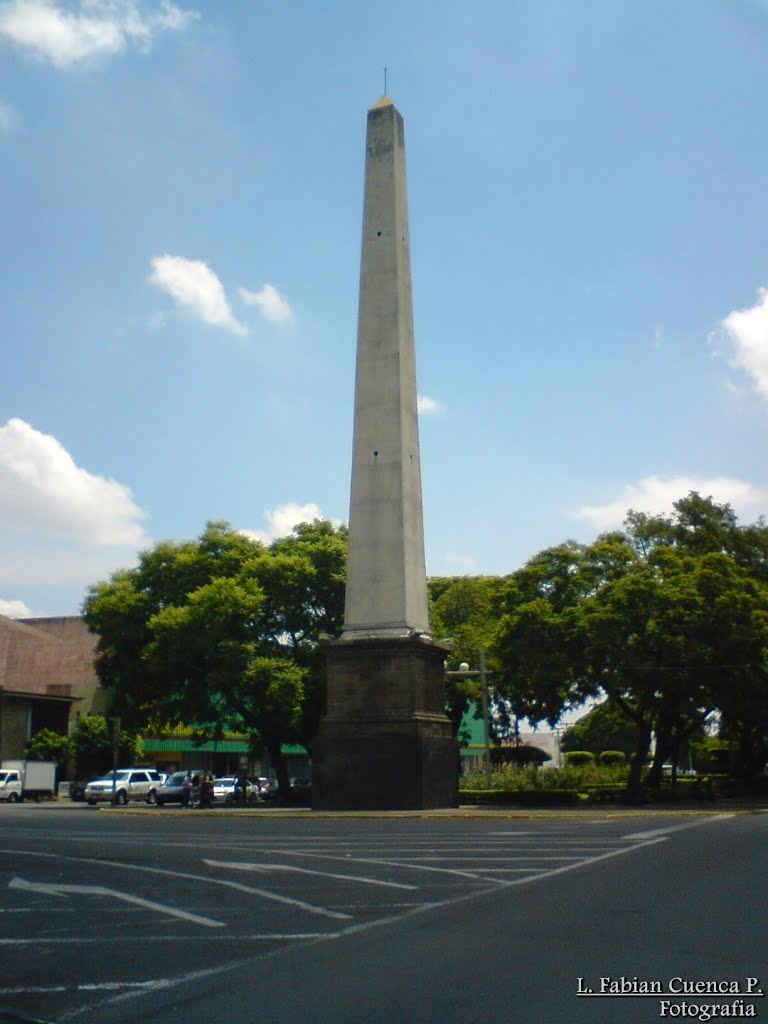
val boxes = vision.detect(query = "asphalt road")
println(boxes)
[0,804,765,1024]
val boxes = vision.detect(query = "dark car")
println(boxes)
[156,770,202,806]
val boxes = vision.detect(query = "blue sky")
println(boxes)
[2,0,768,619]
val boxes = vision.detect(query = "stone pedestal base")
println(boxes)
[312,634,458,810]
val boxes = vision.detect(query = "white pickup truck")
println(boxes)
[0,761,57,802]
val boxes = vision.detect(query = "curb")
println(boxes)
[90,804,768,820]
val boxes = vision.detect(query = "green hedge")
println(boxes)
[460,788,580,806]
[598,750,626,766]
[647,777,715,803]
[563,751,595,767]
[581,784,627,804]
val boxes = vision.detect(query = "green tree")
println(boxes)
[623,495,768,781]
[578,540,715,798]
[71,715,111,779]
[24,729,73,767]
[561,702,638,758]
[492,494,768,800]
[493,542,590,728]
[263,519,347,746]
[84,519,346,792]
[429,575,504,739]
[69,715,143,780]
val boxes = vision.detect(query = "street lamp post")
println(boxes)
[447,651,492,787]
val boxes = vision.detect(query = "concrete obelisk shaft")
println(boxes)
[312,98,457,810]
[343,96,428,638]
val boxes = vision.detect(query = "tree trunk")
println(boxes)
[626,721,652,804]
[265,738,291,797]
[646,723,673,789]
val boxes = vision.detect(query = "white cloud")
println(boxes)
[0,598,32,617]
[0,0,197,70]
[0,99,16,131]
[0,417,149,546]
[716,287,768,398]
[442,553,479,573]
[149,254,247,337]
[575,474,768,532]
[417,394,446,416]
[238,283,294,326]
[241,502,339,544]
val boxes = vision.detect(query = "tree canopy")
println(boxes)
[428,575,505,739]
[560,702,639,758]
[492,494,768,798]
[80,494,768,800]
[83,519,346,789]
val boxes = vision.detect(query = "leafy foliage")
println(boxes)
[24,729,73,766]
[429,575,505,737]
[598,750,626,766]
[69,715,142,780]
[491,494,768,799]
[561,702,638,757]
[490,744,551,765]
[563,750,595,766]
[460,760,628,792]
[83,519,346,789]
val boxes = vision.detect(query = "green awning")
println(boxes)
[143,737,250,753]
[142,736,309,756]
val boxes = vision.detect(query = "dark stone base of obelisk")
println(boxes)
[311,634,459,810]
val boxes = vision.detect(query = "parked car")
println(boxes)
[156,770,202,806]
[212,776,259,805]
[84,769,163,806]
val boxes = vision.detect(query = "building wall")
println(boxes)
[0,616,105,760]
[0,700,30,760]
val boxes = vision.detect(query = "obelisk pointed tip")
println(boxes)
[369,94,393,111]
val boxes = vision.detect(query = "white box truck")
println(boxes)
[0,761,57,802]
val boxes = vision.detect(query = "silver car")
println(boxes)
[212,776,259,805]
[84,769,162,806]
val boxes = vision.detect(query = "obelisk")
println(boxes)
[312,97,458,810]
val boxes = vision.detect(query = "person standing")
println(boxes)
[234,767,248,806]
[199,771,212,809]
[181,770,193,809]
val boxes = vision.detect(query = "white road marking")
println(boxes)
[11,829,686,1023]
[457,836,671,885]
[266,850,517,882]
[0,933,339,946]
[0,981,165,995]
[203,858,418,890]
[55,942,341,1023]
[622,813,735,841]
[0,849,352,922]
[9,877,224,928]
[270,837,669,886]
[460,868,550,874]
[387,854,583,862]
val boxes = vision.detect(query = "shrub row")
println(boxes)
[460,788,580,806]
